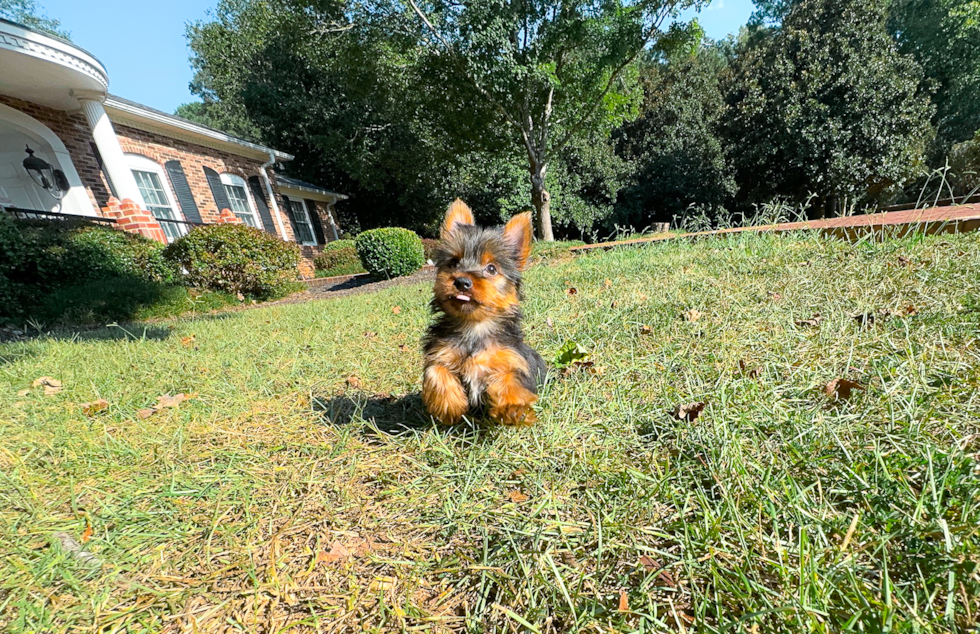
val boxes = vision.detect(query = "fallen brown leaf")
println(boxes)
[567,287,578,295]
[81,399,109,416]
[180,334,196,347]
[346,375,363,389]
[391,305,401,315]
[236,292,245,301]
[902,304,918,316]
[672,402,706,422]
[136,408,155,419]
[768,291,783,301]
[824,378,865,401]
[739,360,762,378]
[639,555,662,572]
[156,393,193,409]
[560,551,580,568]
[795,314,823,328]
[398,344,409,352]
[640,325,653,335]
[682,308,703,322]
[81,524,93,543]
[852,312,879,328]
[505,490,529,503]
[618,589,629,612]
[319,540,352,564]
[897,255,911,266]
[32,376,62,396]
[604,279,613,288]
[364,331,377,339]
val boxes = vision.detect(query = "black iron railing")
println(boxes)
[2,207,117,225]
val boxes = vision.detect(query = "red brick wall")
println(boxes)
[114,124,296,242]
[0,94,111,211]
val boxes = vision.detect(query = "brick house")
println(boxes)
[0,18,345,270]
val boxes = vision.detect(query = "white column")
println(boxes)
[326,198,340,240]
[79,99,145,208]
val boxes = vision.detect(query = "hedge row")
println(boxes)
[0,218,301,321]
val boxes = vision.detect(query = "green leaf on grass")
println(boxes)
[555,340,589,367]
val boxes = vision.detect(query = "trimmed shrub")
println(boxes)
[421,238,440,262]
[314,240,364,277]
[355,228,425,279]
[163,223,302,299]
[0,216,178,318]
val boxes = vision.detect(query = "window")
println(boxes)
[284,196,316,245]
[126,154,184,242]
[219,173,259,228]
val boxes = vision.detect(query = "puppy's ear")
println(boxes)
[503,211,533,271]
[441,199,475,240]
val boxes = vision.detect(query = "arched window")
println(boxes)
[219,173,260,228]
[125,153,184,242]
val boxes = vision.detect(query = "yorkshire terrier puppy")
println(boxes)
[422,199,546,426]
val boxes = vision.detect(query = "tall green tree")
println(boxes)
[186,0,481,234]
[0,0,69,39]
[888,0,980,151]
[405,0,703,240]
[614,41,734,227]
[722,0,933,216]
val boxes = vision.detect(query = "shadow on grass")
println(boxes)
[314,392,431,435]
[312,391,503,442]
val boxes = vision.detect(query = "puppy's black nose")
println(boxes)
[454,276,473,291]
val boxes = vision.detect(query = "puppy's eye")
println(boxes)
[485,264,498,276]
[446,258,460,269]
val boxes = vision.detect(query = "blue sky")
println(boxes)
[42,0,754,115]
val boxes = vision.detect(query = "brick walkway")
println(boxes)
[569,203,980,252]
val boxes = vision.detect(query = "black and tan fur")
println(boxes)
[422,200,546,426]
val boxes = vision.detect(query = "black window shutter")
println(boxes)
[246,175,278,235]
[305,199,326,245]
[164,160,203,224]
[203,167,231,213]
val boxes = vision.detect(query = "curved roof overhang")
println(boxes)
[0,19,109,110]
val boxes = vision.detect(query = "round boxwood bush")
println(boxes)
[163,224,302,299]
[355,228,425,279]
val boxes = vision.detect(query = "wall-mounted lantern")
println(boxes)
[23,145,69,200]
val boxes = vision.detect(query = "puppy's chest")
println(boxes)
[436,341,518,405]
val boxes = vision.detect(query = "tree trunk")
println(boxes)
[529,160,554,242]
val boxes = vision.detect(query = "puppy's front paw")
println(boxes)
[490,402,537,427]
[423,364,469,425]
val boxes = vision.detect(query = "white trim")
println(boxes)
[104,97,293,162]
[282,194,318,246]
[0,101,96,216]
[0,20,108,92]
[276,182,348,202]
[219,172,261,228]
[125,153,183,216]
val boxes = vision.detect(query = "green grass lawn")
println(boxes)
[2,230,979,633]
